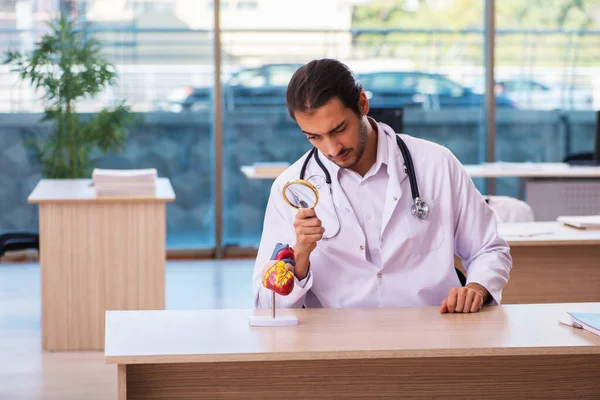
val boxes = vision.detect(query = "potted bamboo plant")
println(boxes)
[4,13,135,179]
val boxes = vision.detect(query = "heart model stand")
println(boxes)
[249,243,299,327]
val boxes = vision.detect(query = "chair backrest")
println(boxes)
[485,196,535,223]
[0,232,40,258]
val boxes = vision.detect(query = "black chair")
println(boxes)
[368,107,404,133]
[562,110,599,165]
[563,151,596,165]
[0,232,40,259]
[455,267,467,287]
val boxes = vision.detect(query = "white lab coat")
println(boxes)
[253,122,512,309]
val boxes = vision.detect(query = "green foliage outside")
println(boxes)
[351,0,600,67]
[4,14,136,179]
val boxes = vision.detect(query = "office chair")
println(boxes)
[368,107,404,133]
[563,152,595,165]
[562,110,599,165]
[0,232,40,259]
[455,268,467,287]
[485,195,535,223]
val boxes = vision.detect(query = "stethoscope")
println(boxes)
[299,129,429,240]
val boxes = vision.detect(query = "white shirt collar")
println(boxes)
[328,118,389,179]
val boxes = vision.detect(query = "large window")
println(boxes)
[220,0,488,250]
[0,0,216,249]
[494,0,599,197]
[1,0,598,254]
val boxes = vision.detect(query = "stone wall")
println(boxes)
[0,109,596,249]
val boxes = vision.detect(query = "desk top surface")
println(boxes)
[28,178,175,203]
[241,162,600,179]
[105,303,600,365]
[464,162,600,178]
[499,221,600,246]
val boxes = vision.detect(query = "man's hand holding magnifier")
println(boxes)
[292,208,324,281]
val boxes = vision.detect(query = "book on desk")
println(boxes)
[567,313,600,337]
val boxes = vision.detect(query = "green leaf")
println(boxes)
[3,11,133,179]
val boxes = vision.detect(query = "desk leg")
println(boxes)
[118,365,127,400]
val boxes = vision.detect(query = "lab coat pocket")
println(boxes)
[406,198,445,255]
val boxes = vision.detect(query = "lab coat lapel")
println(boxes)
[381,131,408,235]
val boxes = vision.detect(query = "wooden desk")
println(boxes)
[28,178,175,351]
[241,162,600,219]
[241,162,600,180]
[455,222,600,304]
[105,304,600,399]
[463,162,600,178]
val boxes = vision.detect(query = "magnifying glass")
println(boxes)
[282,179,319,209]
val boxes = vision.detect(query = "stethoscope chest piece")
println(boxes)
[411,197,429,219]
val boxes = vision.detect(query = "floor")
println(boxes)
[0,259,256,400]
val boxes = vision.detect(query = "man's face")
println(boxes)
[293,96,369,169]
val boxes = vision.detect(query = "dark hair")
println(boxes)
[286,58,363,121]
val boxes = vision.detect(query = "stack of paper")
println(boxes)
[556,215,600,229]
[251,162,289,177]
[92,168,157,196]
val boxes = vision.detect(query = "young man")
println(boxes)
[253,58,511,313]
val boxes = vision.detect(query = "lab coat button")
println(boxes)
[377,273,382,278]
[360,245,364,250]
[345,208,350,212]
[393,196,398,201]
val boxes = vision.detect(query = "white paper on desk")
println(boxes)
[252,162,290,168]
[92,168,157,181]
[484,162,568,170]
[557,313,582,328]
[557,215,600,229]
[498,225,554,237]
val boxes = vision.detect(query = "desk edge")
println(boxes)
[104,345,600,365]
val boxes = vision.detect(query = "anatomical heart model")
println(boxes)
[263,243,295,296]
[249,243,299,326]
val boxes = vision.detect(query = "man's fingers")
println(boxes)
[455,288,466,313]
[446,288,458,313]
[440,298,448,314]
[471,292,484,312]
[442,288,485,314]
[298,226,325,236]
[300,217,322,227]
[297,233,323,246]
[296,208,316,219]
[464,289,476,313]
[294,216,322,229]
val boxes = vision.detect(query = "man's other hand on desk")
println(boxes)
[440,283,490,313]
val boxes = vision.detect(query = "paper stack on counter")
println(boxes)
[556,215,600,230]
[92,168,157,196]
[251,162,289,177]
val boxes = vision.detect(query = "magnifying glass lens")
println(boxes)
[282,180,319,209]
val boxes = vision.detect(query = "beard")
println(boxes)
[332,118,369,169]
